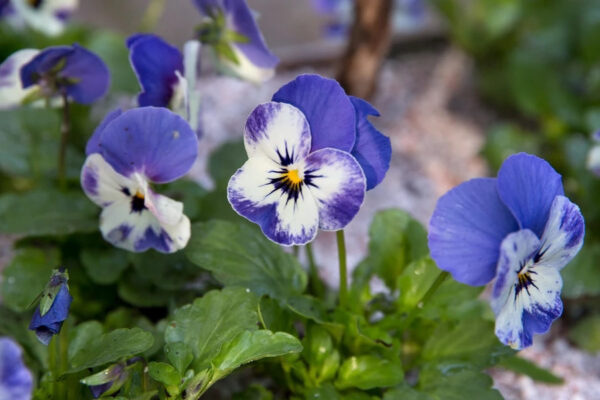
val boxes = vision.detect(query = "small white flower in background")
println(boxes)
[5,0,78,36]
[586,130,600,176]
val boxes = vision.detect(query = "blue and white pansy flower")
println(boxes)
[127,34,201,130]
[0,48,40,109]
[81,107,198,253]
[193,0,279,83]
[0,337,33,400]
[228,101,366,246]
[18,43,109,105]
[428,153,585,349]
[3,0,78,36]
[273,74,391,190]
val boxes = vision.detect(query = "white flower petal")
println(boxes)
[0,49,39,110]
[219,46,275,84]
[81,153,132,207]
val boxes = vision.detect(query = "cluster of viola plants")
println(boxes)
[0,0,586,399]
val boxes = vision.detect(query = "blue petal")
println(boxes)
[0,337,33,400]
[95,107,198,183]
[85,108,123,155]
[272,74,356,152]
[127,34,183,107]
[349,96,391,190]
[90,382,113,399]
[224,0,279,68]
[28,284,72,344]
[497,153,564,237]
[21,44,110,104]
[428,177,519,286]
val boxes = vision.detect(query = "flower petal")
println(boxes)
[0,49,39,110]
[29,284,72,345]
[81,153,132,207]
[127,34,184,107]
[99,196,190,254]
[272,74,356,152]
[428,178,519,286]
[85,108,123,155]
[349,96,391,190]
[227,156,319,245]
[0,337,33,400]
[97,107,198,183]
[244,102,311,164]
[497,153,565,237]
[219,45,275,83]
[492,230,563,349]
[303,148,366,230]
[537,195,585,270]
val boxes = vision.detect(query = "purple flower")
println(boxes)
[81,107,198,253]
[428,153,585,349]
[193,0,279,83]
[0,337,33,400]
[20,43,110,105]
[227,101,366,246]
[5,0,78,36]
[273,74,391,190]
[28,270,73,345]
[81,362,129,398]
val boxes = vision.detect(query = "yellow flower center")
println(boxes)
[286,169,302,185]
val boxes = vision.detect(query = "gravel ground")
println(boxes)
[1,45,598,399]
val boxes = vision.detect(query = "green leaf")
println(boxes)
[185,220,307,303]
[87,31,138,94]
[165,342,194,375]
[335,355,403,390]
[212,330,302,379]
[421,319,509,368]
[1,247,59,312]
[364,209,428,290]
[562,243,600,298]
[148,361,181,391]
[498,356,563,384]
[165,287,258,371]
[396,257,440,311]
[68,328,154,373]
[569,315,600,353]
[420,370,503,400]
[383,385,433,400]
[80,247,129,285]
[233,384,274,400]
[68,321,104,362]
[0,189,97,236]
[286,295,345,340]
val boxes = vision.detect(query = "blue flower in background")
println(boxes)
[273,74,391,190]
[1,0,78,36]
[28,270,72,345]
[19,44,109,105]
[228,101,366,246]
[0,48,41,110]
[0,337,33,400]
[193,0,279,83]
[127,33,201,130]
[428,153,584,349]
[586,130,600,176]
[81,107,198,253]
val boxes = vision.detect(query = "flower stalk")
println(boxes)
[336,230,348,309]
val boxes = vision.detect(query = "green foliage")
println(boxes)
[498,356,563,384]
[335,355,403,390]
[186,220,307,303]
[569,315,600,352]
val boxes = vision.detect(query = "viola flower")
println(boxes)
[4,0,78,36]
[19,43,109,105]
[227,101,366,246]
[428,153,584,349]
[586,130,600,176]
[273,74,391,190]
[0,337,33,400]
[0,48,40,110]
[29,269,73,345]
[127,33,201,130]
[193,0,279,83]
[81,362,129,398]
[81,107,198,253]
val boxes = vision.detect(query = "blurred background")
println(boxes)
[2,1,600,398]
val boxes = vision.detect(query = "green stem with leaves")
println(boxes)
[306,243,324,297]
[336,230,348,309]
[57,92,70,190]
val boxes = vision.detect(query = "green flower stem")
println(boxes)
[293,245,299,258]
[336,230,348,309]
[48,336,59,399]
[57,92,70,190]
[404,270,450,329]
[306,242,324,297]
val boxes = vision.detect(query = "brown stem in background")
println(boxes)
[336,0,393,99]
[58,91,70,190]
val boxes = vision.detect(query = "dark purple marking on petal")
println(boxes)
[134,227,173,253]
[81,164,99,196]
